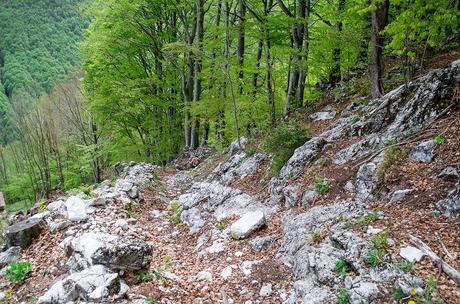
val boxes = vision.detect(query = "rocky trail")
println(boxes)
[0,60,460,303]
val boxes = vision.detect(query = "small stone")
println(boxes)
[230,211,265,239]
[409,140,436,163]
[400,246,425,262]
[196,271,213,282]
[260,283,273,297]
[389,189,413,205]
[115,219,128,230]
[366,226,383,235]
[66,196,88,221]
[310,111,337,121]
[221,266,233,280]
[301,190,318,206]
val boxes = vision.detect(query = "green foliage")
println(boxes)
[334,259,353,277]
[395,260,414,273]
[366,248,385,267]
[167,201,182,224]
[434,134,445,146]
[371,231,389,250]
[4,261,32,284]
[314,177,330,194]
[38,200,47,213]
[263,122,312,174]
[358,211,380,228]
[137,271,152,284]
[123,202,140,218]
[217,221,226,232]
[337,288,350,304]
[145,296,157,304]
[385,1,459,62]
[377,146,401,180]
[307,230,326,245]
[393,287,404,302]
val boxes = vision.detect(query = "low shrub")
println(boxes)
[4,261,32,284]
[263,122,312,175]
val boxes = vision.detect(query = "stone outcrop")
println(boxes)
[3,217,45,249]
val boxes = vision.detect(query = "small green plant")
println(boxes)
[4,261,32,284]
[137,271,152,283]
[358,211,380,228]
[366,248,385,267]
[314,177,330,194]
[395,260,414,273]
[123,201,140,218]
[334,259,352,277]
[371,231,389,250]
[384,138,397,146]
[167,201,182,224]
[434,134,445,145]
[38,199,47,212]
[284,172,293,181]
[164,256,172,270]
[263,121,312,175]
[337,288,350,304]
[217,221,226,232]
[393,287,404,302]
[145,296,157,304]
[153,267,168,284]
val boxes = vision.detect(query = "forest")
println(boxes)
[0,0,459,208]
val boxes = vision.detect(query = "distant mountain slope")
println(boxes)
[0,0,87,98]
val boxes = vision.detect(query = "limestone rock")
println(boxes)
[280,137,327,178]
[230,211,265,239]
[438,166,460,182]
[3,217,45,249]
[0,246,21,268]
[181,207,205,233]
[65,196,88,221]
[310,111,336,121]
[409,140,437,163]
[437,186,460,217]
[389,189,413,205]
[37,265,120,303]
[249,235,277,252]
[65,232,153,272]
[400,246,425,262]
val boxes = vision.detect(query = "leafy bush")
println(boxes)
[366,249,385,267]
[4,261,32,284]
[137,271,152,283]
[263,122,312,175]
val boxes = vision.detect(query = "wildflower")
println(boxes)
[410,288,417,296]
[408,300,416,304]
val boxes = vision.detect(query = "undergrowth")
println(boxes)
[263,121,312,175]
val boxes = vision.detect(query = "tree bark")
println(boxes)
[370,0,389,99]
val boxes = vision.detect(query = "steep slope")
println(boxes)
[0,60,459,303]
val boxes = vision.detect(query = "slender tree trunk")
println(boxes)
[329,0,345,85]
[370,0,389,99]
[191,0,205,149]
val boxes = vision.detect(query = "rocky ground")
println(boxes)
[0,60,459,304]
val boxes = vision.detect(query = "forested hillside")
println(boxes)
[0,0,460,303]
[0,0,88,207]
[1,0,459,208]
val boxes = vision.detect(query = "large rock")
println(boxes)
[230,211,266,239]
[65,196,88,221]
[332,60,459,165]
[3,217,45,249]
[64,233,153,272]
[37,265,120,303]
[409,140,437,163]
[280,137,328,178]
[287,279,334,304]
[437,187,460,217]
[310,111,336,121]
[0,246,21,268]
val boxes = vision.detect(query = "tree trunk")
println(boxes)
[370,0,389,99]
